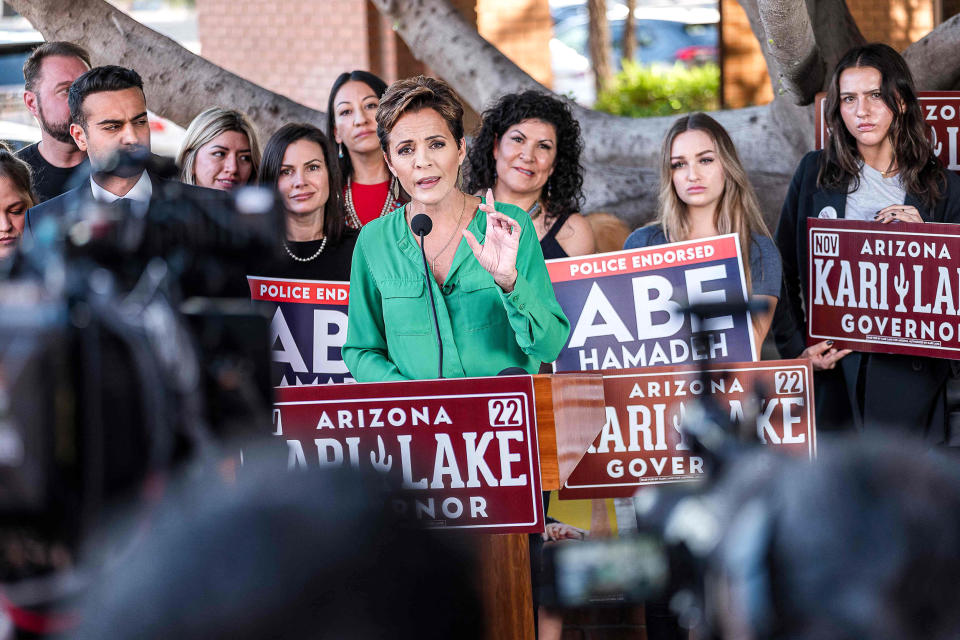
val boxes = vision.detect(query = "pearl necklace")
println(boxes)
[345,175,398,229]
[283,236,328,262]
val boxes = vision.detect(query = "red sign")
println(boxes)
[559,360,815,499]
[273,376,545,533]
[815,91,960,175]
[807,218,960,359]
[545,236,740,283]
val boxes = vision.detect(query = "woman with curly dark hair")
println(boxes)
[465,90,596,258]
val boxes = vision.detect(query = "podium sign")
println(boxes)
[807,219,960,359]
[248,276,353,386]
[547,235,756,373]
[274,376,545,533]
[559,360,815,498]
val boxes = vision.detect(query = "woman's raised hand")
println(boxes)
[463,188,521,292]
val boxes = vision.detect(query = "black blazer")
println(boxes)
[774,150,960,439]
[24,172,253,297]
[25,171,226,232]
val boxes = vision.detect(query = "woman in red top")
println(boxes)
[327,70,403,228]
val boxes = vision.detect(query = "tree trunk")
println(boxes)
[4,0,322,136]
[13,0,959,227]
[622,0,636,66]
[587,0,613,96]
[758,0,826,103]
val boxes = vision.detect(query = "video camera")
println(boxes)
[539,299,784,635]
[0,150,281,595]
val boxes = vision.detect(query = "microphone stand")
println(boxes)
[412,215,444,379]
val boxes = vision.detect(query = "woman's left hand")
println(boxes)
[463,188,521,292]
[542,522,587,542]
[875,205,923,224]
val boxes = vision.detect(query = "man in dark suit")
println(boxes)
[27,64,165,228]
[26,64,237,229]
[25,65,262,297]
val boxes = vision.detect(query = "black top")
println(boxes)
[539,213,570,260]
[16,142,89,203]
[254,228,359,282]
[773,150,960,440]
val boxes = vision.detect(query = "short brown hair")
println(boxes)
[0,142,36,207]
[23,41,91,93]
[376,76,464,156]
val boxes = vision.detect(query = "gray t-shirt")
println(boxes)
[844,162,906,221]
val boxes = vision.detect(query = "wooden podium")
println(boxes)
[476,373,605,640]
[273,373,605,639]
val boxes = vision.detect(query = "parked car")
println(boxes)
[551,4,719,105]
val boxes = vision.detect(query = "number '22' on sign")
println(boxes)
[489,398,523,427]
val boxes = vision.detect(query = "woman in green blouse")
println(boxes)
[343,76,570,381]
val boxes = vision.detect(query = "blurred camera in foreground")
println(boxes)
[545,436,960,640]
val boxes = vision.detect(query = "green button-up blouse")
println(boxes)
[343,200,570,382]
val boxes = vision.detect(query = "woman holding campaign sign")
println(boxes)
[342,76,569,381]
[774,43,960,437]
[623,112,781,354]
[257,123,358,281]
[464,91,596,259]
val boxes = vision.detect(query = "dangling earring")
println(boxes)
[456,164,464,190]
[391,177,400,202]
[338,143,344,159]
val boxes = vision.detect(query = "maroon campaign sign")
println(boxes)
[273,376,545,533]
[247,276,352,386]
[815,91,960,175]
[559,360,815,499]
[807,219,960,359]
[546,235,756,373]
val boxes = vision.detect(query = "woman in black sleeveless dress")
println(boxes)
[465,91,595,260]
[466,90,600,640]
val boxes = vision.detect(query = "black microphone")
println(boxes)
[411,213,443,379]
[100,147,179,180]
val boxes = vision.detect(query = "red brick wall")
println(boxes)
[721,0,774,108]
[196,0,372,116]
[847,0,935,51]
[477,0,553,88]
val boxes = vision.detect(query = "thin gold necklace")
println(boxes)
[426,196,468,272]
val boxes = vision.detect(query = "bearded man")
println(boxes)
[18,41,91,202]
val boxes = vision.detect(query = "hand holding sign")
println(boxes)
[542,522,586,541]
[800,339,851,371]
[463,189,521,292]
[874,204,923,224]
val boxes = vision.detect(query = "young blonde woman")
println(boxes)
[177,107,261,191]
[624,112,780,353]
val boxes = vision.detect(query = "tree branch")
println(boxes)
[903,14,960,90]
[9,0,822,226]
[5,0,321,134]
[368,0,544,109]
[805,0,865,70]
[757,0,825,104]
